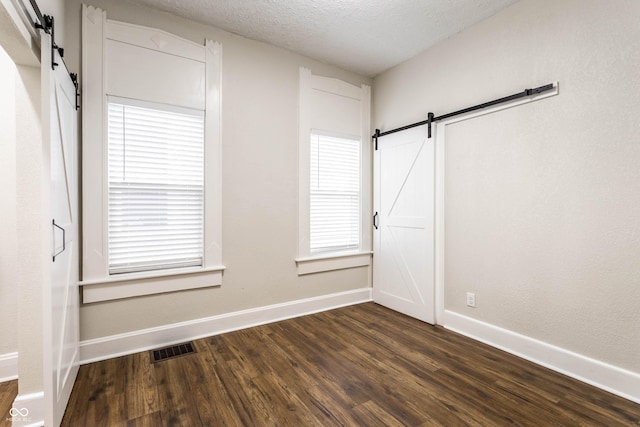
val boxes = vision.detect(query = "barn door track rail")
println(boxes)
[372,83,555,149]
[18,0,80,109]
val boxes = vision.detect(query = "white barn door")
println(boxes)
[42,32,80,426]
[373,125,435,324]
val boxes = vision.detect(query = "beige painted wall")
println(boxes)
[373,0,640,373]
[63,0,372,341]
[0,45,18,357]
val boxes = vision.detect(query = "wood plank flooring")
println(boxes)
[54,302,639,426]
[0,380,17,427]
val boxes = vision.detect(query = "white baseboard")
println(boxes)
[10,391,44,427]
[0,352,18,383]
[443,310,640,404]
[80,287,372,364]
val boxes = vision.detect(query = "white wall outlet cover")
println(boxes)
[466,292,476,308]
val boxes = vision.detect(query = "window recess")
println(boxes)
[107,99,205,275]
[310,132,361,255]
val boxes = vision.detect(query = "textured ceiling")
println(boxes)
[126,0,519,77]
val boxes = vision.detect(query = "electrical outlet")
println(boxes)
[466,292,476,308]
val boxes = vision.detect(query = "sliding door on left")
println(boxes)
[42,31,80,427]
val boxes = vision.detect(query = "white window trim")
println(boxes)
[295,251,373,275]
[80,5,223,302]
[297,67,372,274]
[81,265,226,303]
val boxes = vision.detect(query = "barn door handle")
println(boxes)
[52,219,65,262]
[373,212,379,230]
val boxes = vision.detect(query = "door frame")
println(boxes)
[433,83,559,324]
[1,1,46,426]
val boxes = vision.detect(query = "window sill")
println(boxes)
[295,251,372,275]
[80,265,225,303]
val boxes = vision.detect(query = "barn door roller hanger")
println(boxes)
[21,0,81,109]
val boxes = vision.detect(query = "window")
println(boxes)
[81,7,223,302]
[107,100,205,274]
[310,132,360,255]
[296,67,372,275]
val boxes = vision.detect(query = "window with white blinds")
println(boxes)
[107,99,205,274]
[310,132,361,254]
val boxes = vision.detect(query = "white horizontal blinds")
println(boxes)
[107,100,205,274]
[310,132,360,254]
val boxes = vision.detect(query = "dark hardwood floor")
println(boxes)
[0,380,17,427]
[57,302,639,426]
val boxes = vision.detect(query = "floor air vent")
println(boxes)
[151,342,196,363]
